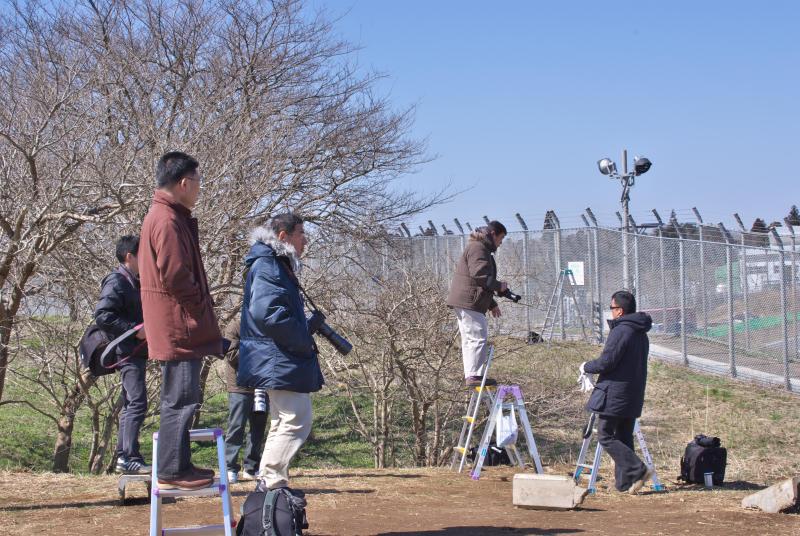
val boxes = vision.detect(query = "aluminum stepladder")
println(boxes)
[542,269,588,346]
[150,428,235,536]
[573,413,665,494]
[451,346,498,473]
[470,384,544,480]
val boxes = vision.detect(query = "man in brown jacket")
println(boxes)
[446,221,508,387]
[139,151,222,490]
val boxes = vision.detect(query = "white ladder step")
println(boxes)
[162,523,233,535]
[188,428,223,442]
[155,478,226,498]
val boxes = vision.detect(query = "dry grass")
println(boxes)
[486,338,800,486]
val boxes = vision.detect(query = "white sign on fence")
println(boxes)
[568,261,584,286]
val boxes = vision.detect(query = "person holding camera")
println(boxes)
[237,213,324,491]
[580,290,653,494]
[446,220,508,387]
[222,314,268,484]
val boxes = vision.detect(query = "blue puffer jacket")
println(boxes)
[237,227,324,393]
[584,312,652,418]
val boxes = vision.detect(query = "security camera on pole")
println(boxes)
[596,150,652,292]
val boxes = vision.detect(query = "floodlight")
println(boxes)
[633,156,652,175]
[597,158,617,176]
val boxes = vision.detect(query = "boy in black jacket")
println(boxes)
[94,235,150,474]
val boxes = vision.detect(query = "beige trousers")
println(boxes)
[454,307,489,378]
[258,389,313,489]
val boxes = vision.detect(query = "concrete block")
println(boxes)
[512,473,589,510]
[741,476,800,514]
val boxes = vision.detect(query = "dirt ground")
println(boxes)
[1,467,798,536]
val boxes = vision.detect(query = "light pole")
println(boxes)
[596,150,652,291]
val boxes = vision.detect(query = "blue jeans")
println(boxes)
[157,359,202,480]
[114,357,148,461]
[224,392,268,474]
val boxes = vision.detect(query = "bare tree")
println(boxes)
[315,240,462,468]
[0,0,445,472]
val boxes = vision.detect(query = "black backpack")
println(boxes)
[679,434,727,485]
[236,488,308,536]
[467,440,512,467]
[78,323,114,377]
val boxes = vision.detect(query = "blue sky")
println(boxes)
[311,1,798,231]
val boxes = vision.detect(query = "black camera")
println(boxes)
[499,288,522,303]
[307,310,353,355]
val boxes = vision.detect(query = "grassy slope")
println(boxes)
[1,341,798,484]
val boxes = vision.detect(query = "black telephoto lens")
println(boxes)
[317,322,353,355]
[307,311,353,355]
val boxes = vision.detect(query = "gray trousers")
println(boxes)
[114,357,148,461]
[224,392,268,474]
[157,359,202,480]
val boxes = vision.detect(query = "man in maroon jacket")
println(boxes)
[139,151,222,490]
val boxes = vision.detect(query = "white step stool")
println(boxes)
[118,473,152,505]
[149,428,235,536]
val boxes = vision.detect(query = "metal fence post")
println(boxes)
[586,208,603,343]
[516,213,533,341]
[733,213,752,350]
[551,211,566,340]
[693,208,708,337]
[652,210,668,333]
[770,228,792,390]
[784,218,798,361]
[428,220,440,279]
[672,215,688,365]
[454,218,466,253]
[400,224,411,270]
[441,224,452,281]
[581,214,595,338]
[719,223,737,378]
[629,215,640,300]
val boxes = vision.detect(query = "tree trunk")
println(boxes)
[52,371,96,472]
[91,395,124,474]
[0,316,12,402]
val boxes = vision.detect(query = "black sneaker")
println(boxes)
[116,456,152,475]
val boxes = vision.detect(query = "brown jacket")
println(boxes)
[446,236,501,314]
[138,189,222,360]
[222,314,253,394]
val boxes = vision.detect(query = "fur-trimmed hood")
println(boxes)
[247,226,302,274]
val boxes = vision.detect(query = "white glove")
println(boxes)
[579,361,587,375]
[576,369,595,393]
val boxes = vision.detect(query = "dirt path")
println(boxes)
[1,468,798,535]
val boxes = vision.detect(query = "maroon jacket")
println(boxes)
[138,189,222,360]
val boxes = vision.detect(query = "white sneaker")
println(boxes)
[240,470,257,481]
[628,467,654,495]
[227,470,239,484]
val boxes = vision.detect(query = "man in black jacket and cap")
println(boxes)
[580,290,653,494]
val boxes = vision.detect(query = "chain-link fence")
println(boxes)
[372,225,800,393]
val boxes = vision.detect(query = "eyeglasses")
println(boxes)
[609,306,622,311]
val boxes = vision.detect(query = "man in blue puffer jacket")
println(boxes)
[580,290,653,494]
[237,213,324,491]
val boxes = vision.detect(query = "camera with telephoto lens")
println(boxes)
[307,310,353,355]
[253,389,267,414]
[499,288,522,303]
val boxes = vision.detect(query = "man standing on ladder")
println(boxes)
[580,290,653,494]
[446,221,508,387]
